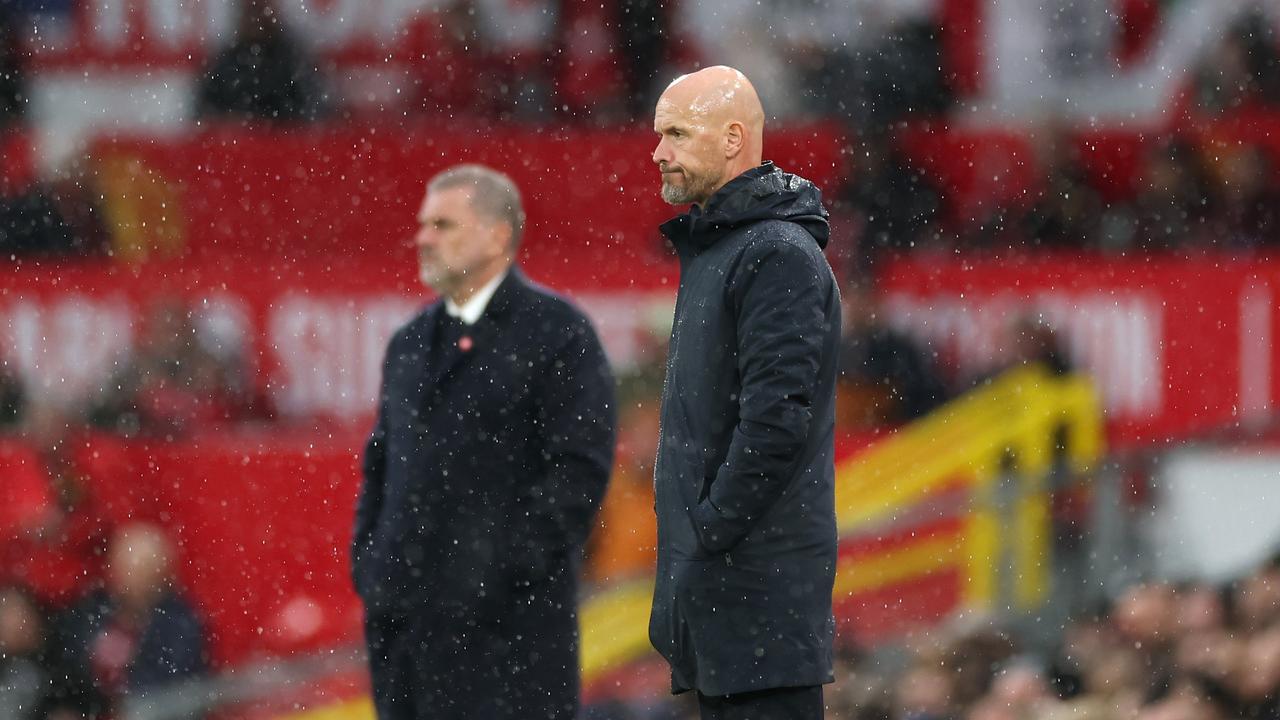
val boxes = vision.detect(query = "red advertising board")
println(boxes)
[880,254,1277,446]
[4,127,1275,447]
[2,127,843,426]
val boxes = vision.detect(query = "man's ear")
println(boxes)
[490,221,515,256]
[725,121,745,159]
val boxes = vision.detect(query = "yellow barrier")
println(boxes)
[834,365,1104,608]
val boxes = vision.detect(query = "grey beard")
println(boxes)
[661,180,694,205]
[661,171,720,206]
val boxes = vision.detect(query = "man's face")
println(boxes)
[106,530,169,607]
[414,186,508,296]
[652,96,726,207]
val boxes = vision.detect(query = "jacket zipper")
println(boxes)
[724,552,733,567]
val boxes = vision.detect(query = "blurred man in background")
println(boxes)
[196,0,326,122]
[648,66,840,720]
[0,585,58,720]
[58,522,207,718]
[351,164,616,720]
[837,280,947,429]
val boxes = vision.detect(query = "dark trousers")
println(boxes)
[697,686,824,720]
[363,611,577,720]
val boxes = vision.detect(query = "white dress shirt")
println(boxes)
[444,270,507,325]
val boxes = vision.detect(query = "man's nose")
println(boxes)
[653,139,671,165]
[414,227,434,248]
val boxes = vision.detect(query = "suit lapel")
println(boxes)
[417,270,525,406]
[407,304,445,414]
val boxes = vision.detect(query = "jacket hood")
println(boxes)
[660,162,830,251]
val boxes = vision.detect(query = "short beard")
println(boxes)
[419,264,452,296]
[661,169,721,206]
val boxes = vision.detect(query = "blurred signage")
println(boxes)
[25,0,547,69]
[881,256,1275,447]
[0,262,666,423]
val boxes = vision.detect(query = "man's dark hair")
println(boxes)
[427,164,526,249]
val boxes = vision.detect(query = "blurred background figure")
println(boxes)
[56,522,207,718]
[87,297,256,438]
[1006,315,1074,376]
[837,280,947,430]
[1193,10,1280,116]
[0,351,26,432]
[844,136,943,278]
[0,3,25,134]
[0,442,110,611]
[196,0,326,123]
[0,585,58,720]
[0,157,110,257]
[1115,139,1215,252]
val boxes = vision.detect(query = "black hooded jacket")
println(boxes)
[649,163,841,696]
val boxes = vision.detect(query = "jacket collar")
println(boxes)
[425,264,524,331]
[445,269,508,324]
[659,162,778,253]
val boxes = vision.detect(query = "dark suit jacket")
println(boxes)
[351,268,616,708]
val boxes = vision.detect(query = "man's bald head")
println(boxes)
[661,66,765,147]
[652,66,766,206]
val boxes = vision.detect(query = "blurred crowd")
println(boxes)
[837,7,1280,268]
[0,294,262,443]
[818,558,1280,720]
[2,5,1280,260]
[1,523,207,719]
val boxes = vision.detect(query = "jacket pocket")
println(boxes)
[656,445,707,558]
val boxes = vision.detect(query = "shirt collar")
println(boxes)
[444,270,507,325]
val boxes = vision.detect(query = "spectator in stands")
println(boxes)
[0,443,111,610]
[1233,557,1280,633]
[615,0,673,120]
[1007,315,1074,376]
[88,297,254,437]
[1023,131,1105,250]
[0,5,25,132]
[827,18,952,133]
[403,3,483,119]
[472,0,558,120]
[0,159,111,257]
[0,355,24,431]
[969,659,1060,719]
[838,280,947,429]
[1206,144,1280,250]
[56,523,207,717]
[845,137,943,278]
[1122,140,1214,252]
[0,585,59,720]
[892,659,955,720]
[1194,11,1280,115]
[196,0,325,122]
